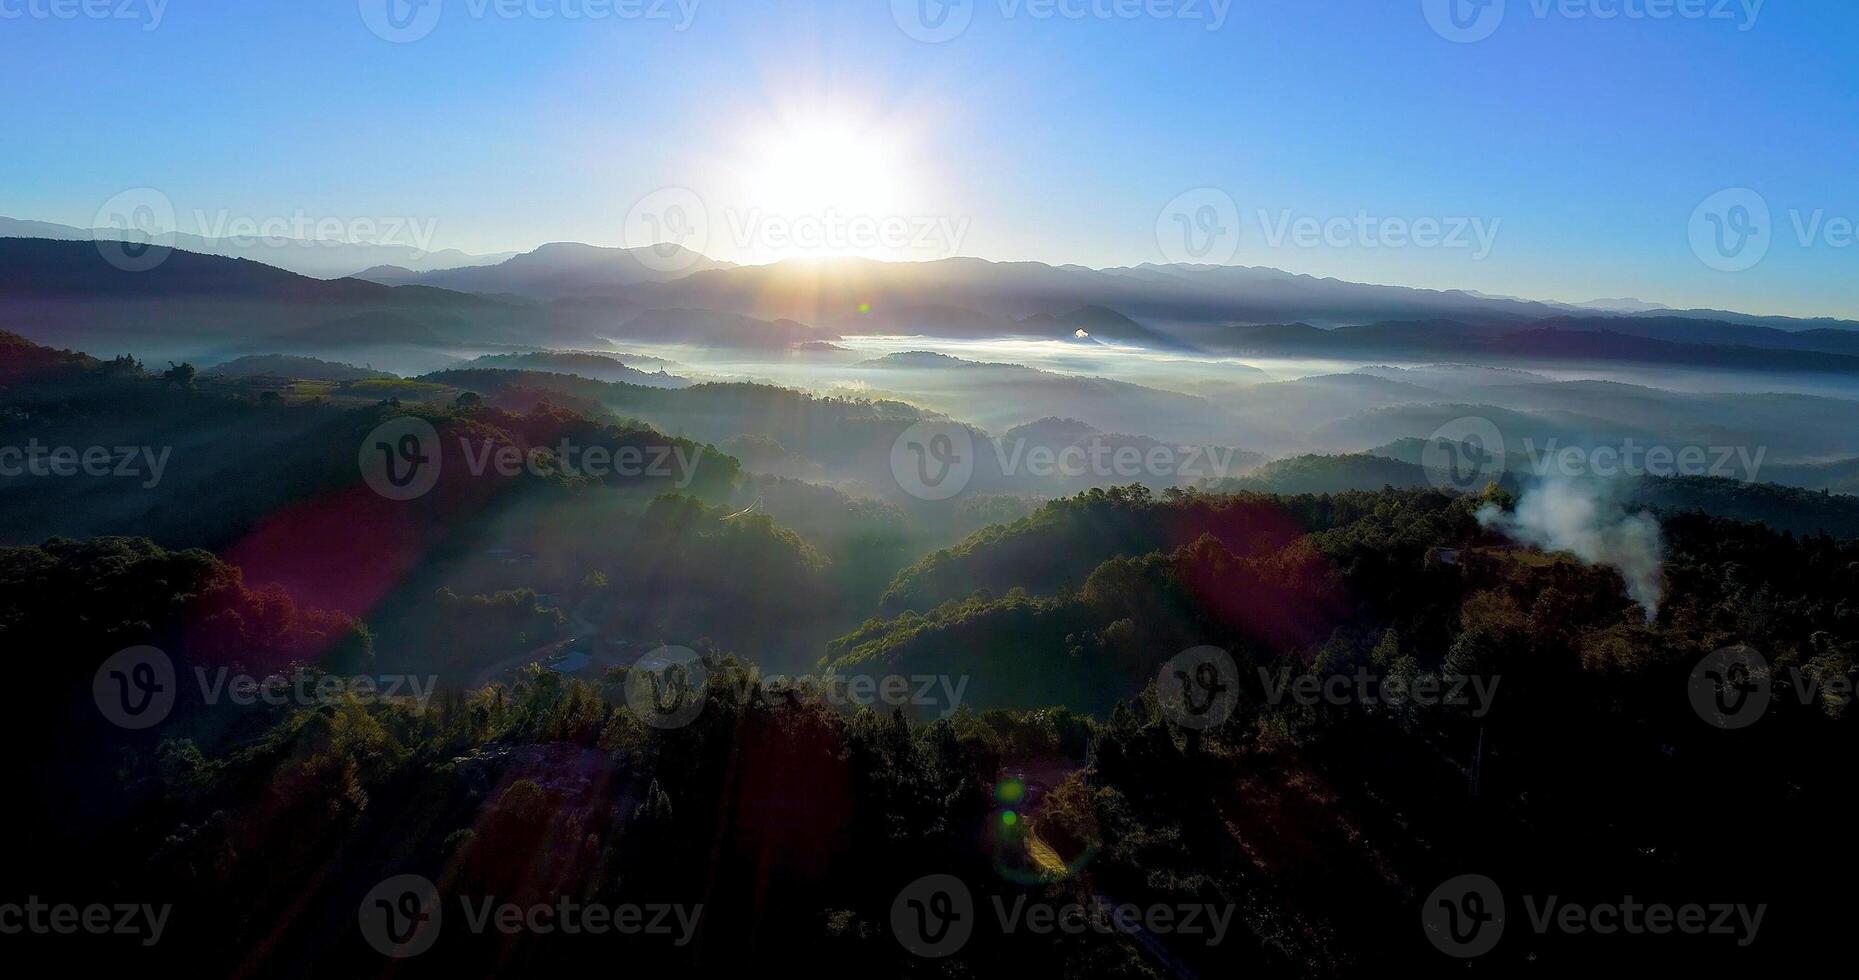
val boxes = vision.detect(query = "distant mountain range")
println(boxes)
[0,216,512,280]
[3,234,1858,377]
[349,242,1859,342]
[1213,318,1859,370]
[201,354,395,382]
[354,241,734,296]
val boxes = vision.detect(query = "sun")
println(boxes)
[741,117,909,218]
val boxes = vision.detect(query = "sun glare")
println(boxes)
[698,97,952,262]
[741,117,910,219]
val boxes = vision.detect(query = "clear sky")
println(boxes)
[2,0,1855,318]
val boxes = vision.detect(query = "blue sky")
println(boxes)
[2,0,1855,317]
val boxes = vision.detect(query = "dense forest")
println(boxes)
[3,330,1857,975]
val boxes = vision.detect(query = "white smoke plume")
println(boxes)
[1476,478,1667,623]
